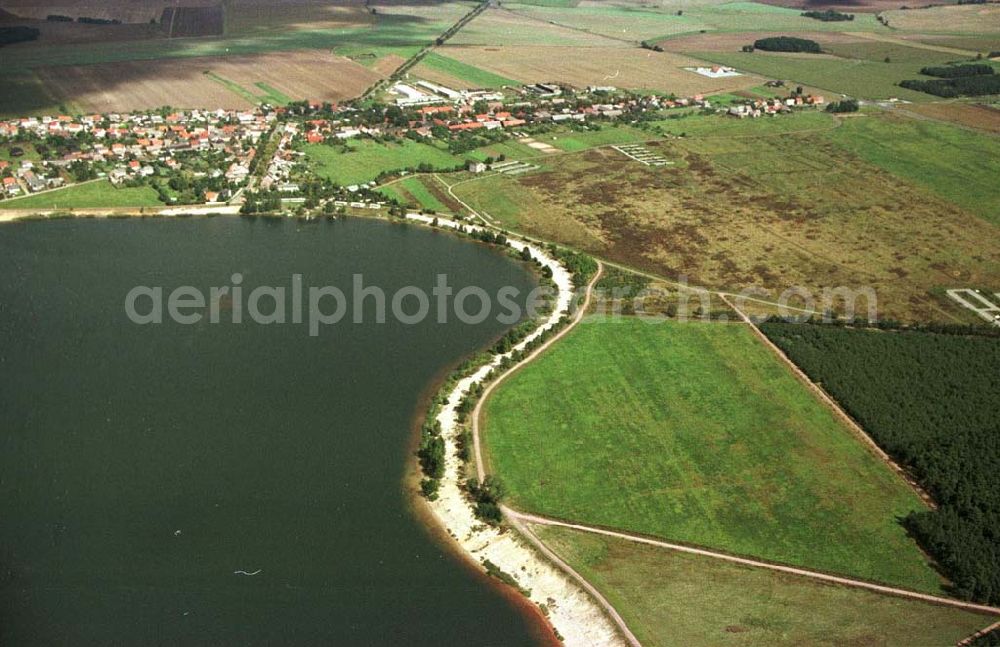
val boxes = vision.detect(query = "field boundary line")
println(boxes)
[958,619,1000,646]
[719,293,937,508]
[508,511,642,647]
[509,509,1000,617]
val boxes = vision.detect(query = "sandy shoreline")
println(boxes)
[405,213,626,646]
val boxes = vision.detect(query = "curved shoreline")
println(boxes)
[404,213,627,646]
[1,210,627,644]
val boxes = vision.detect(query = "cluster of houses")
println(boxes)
[727,94,825,118]
[1,159,62,197]
[298,84,723,145]
[0,108,276,199]
[260,122,301,194]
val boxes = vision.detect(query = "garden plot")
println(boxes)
[491,159,539,175]
[612,143,672,166]
[946,289,1000,327]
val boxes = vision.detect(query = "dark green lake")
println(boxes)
[0,217,545,645]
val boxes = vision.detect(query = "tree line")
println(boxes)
[801,9,853,21]
[760,322,1000,605]
[901,64,999,97]
[0,26,40,46]
[751,36,821,53]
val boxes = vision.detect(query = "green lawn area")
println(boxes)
[825,113,1000,225]
[482,318,944,593]
[0,181,162,210]
[535,525,996,647]
[417,52,520,88]
[646,109,835,138]
[378,176,450,212]
[304,139,464,186]
[529,124,651,152]
[689,51,937,102]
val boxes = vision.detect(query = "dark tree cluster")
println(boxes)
[46,14,74,21]
[901,64,998,97]
[826,99,859,113]
[801,9,854,21]
[920,64,995,78]
[900,74,1000,98]
[466,475,506,524]
[76,17,122,25]
[760,322,1000,604]
[0,26,40,47]
[752,36,821,53]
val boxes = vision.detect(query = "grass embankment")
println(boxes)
[304,139,463,186]
[378,176,451,212]
[535,524,996,647]
[482,318,943,593]
[0,181,162,210]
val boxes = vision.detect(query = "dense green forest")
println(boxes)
[752,36,821,53]
[760,323,1000,604]
[901,65,999,97]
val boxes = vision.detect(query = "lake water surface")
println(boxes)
[0,217,546,645]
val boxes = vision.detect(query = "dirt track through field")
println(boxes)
[510,509,1000,617]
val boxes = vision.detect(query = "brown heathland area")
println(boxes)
[33,50,383,112]
[907,103,1000,134]
[441,45,762,94]
[456,132,1000,322]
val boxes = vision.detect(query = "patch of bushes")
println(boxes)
[466,475,506,524]
[826,99,859,113]
[801,9,853,21]
[752,36,821,53]
[77,17,122,25]
[0,26,40,47]
[760,322,1000,605]
[46,14,73,22]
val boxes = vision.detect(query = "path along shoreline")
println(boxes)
[405,213,627,646]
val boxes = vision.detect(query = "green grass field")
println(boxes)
[482,318,943,592]
[825,113,1000,225]
[378,176,450,212]
[536,525,996,647]
[417,52,521,88]
[528,125,652,152]
[689,51,938,102]
[304,140,463,186]
[0,181,162,210]
[646,108,835,138]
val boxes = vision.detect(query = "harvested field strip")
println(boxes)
[26,51,381,113]
[533,524,998,647]
[416,52,520,88]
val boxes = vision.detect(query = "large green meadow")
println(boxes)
[482,318,943,592]
[0,181,162,210]
[536,525,996,647]
[826,114,1000,225]
[304,140,463,186]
